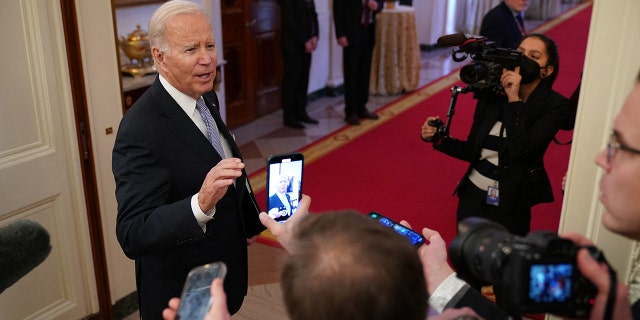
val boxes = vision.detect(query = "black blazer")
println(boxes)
[280,0,318,53]
[112,77,265,318]
[333,0,384,43]
[480,1,523,49]
[435,84,570,212]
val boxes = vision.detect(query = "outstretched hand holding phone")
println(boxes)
[162,278,230,320]
[260,194,311,252]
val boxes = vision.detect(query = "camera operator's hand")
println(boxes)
[421,116,441,141]
[501,66,522,102]
[561,233,633,320]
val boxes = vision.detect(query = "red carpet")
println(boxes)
[252,2,592,248]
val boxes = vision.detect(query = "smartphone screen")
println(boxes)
[266,152,304,223]
[176,262,227,320]
[368,212,426,247]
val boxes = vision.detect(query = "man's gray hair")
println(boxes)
[148,0,208,53]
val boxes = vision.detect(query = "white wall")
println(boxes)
[414,0,449,46]
[309,0,332,93]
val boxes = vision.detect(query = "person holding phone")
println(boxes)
[163,278,231,320]
[421,33,571,236]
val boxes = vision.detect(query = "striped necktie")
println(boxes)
[195,97,226,158]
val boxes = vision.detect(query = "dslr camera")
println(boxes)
[449,217,598,318]
[437,33,540,93]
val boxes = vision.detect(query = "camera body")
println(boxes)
[453,39,523,92]
[449,217,596,318]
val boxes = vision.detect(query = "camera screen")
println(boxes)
[528,263,573,303]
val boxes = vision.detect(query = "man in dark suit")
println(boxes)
[333,0,385,125]
[111,1,264,318]
[480,0,529,49]
[280,0,319,129]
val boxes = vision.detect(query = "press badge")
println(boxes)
[486,184,500,206]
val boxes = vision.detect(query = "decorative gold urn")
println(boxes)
[119,24,156,78]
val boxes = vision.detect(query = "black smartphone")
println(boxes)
[368,212,426,248]
[176,262,227,320]
[266,152,304,223]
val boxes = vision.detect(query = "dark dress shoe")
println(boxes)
[345,114,361,125]
[284,119,305,129]
[298,114,319,124]
[357,111,380,120]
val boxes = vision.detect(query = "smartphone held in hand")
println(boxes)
[266,152,304,223]
[176,262,227,320]
[368,212,426,247]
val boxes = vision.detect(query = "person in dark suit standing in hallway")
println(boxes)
[333,0,385,126]
[280,0,319,129]
[112,1,264,318]
[480,0,529,49]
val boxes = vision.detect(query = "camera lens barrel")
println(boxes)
[449,217,512,286]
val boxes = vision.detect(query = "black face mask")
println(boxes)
[518,55,542,84]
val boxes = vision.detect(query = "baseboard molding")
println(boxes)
[113,291,138,319]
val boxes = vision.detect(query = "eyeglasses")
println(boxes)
[607,131,640,164]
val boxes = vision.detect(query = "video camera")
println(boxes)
[449,217,600,318]
[436,33,540,94]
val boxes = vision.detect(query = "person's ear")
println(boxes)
[152,47,165,66]
[541,65,554,78]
